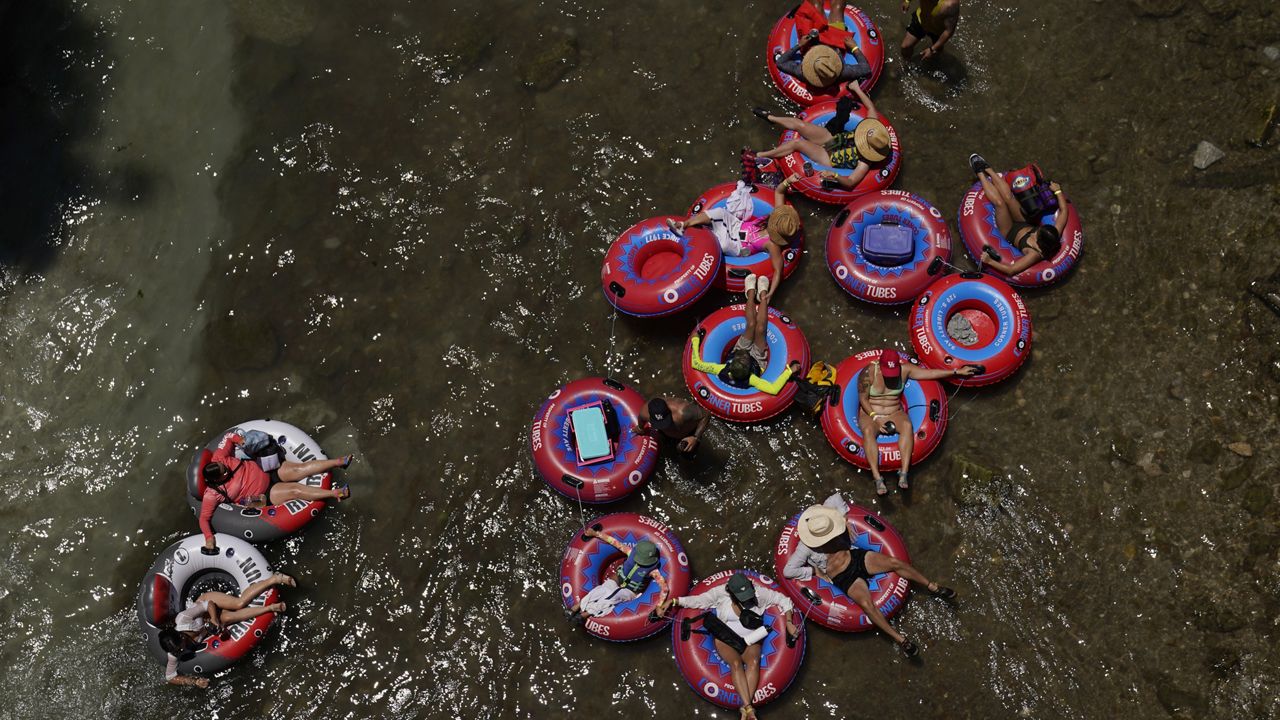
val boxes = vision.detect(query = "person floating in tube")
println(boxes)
[783,493,956,656]
[968,153,1070,276]
[774,1,874,92]
[859,349,979,494]
[687,287,800,395]
[660,573,798,720]
[564,528,670,625]
[635,396,712,459]
[199,431,355,552]
[795,0,855,51]
[159,571,296,687]
[667,177,803,302]
[901,0,961,62]
[750,82,890,191]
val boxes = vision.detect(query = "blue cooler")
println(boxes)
[861,222,914,267]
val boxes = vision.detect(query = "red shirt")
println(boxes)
[795,2,854,50]
[199,433,271,541]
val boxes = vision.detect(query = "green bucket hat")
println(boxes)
[631,540,659,567]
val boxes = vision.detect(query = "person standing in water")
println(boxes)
[635,397,712,458]
[901,0,961,61]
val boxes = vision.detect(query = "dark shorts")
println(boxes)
[700,613,749,654]
[830,548,872,592]
[268,470,281,486]
[906,13,941,42]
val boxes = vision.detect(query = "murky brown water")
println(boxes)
[1,0,1278,718]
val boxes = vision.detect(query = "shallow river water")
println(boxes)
[0,1,1278,718]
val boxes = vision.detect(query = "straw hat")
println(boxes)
[801,46,843,87]
[796,504,848,548]
[853,118,891,163]
[766,205,800,246]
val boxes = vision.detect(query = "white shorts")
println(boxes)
[579,579,637,617]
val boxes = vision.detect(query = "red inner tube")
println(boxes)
[909,273,1033,387]
[671,569,805,709]
[819,349,949,471]
[773,505,912,632]
[682,304,810,423]
[826,190,951,305]
[601,216,722,318]
[560,513,692,642]
[764,3,885,106]
[686,182,804,293]
[530,377,659,503]
[957,166,1084,288]
[762,100,902,205]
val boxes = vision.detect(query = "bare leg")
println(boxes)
[857,411,886,493]
[713,639,753,715]
[751,293,770,349]
[977,171,1014,236]
[757,138,834,167]
[983,168,1027,223]
[763,115,834,144]
[269,481,342,505]
[220,601,284,625]
[891,411,914,487]
[863,551,934,588]
[828,0,847,24]
[847,579,905,644]
[901,31,922,60]
[743,643,762,705]
[277,457,347,483]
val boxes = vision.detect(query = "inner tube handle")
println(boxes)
[863,514,886,532]
[800,587,823,606]
[608,281,627,298]
[562,474,585,490]
[927,257,943,276]
[580,522,604,542]
[928,399,941,422]
[200,546,219,556]
[959,271,983,280]
[602,377,625,391]
[833,209,851,228]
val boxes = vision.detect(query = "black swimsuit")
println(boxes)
[829,548,873,592]
[1004,222,1037,250]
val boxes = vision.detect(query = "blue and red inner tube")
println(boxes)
[826,189,951,305]
[958,165,1084,288]
[773,505,912,632]
[761,100,901,205]
[910,273,1032,386]
[530,377,659,503]
[765,3,885,106]
[687,183,804,294]
[671,569,806,710]
[682,305,810,423]
[601,216,722,317]
[820,349,949,471]
[560,513,692,642]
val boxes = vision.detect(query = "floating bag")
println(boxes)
[793,361,839,416]
[861,222,913,267]
[239,429,283,471]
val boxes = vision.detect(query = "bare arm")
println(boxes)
[1051,182,1070,234]
[857,368,875,417]
[773,173,800,205]
[985,249,1041,275]
[906,365,978,381]
[849,82,878,119]
[594,532,630,555]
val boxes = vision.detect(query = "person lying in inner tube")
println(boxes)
[968,153,1071,276]
[564,530,669,625]
[668,177,803,302]
[635,396,712,459]
[688,280,801,396]
[795,0,855,50]
[159,571,295,687]
[783,493,956,657]
[199,432,355,552]
[659,573,798,720]
[751,82,890,191]
[859,349,979,494]
[774,32,873,92]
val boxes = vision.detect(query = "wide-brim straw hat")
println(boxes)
[766,205,800,246]
[854,119,891,163]
[797,504,848,548]
[801,46,843,87]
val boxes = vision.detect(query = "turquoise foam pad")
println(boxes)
[570,406,611,462]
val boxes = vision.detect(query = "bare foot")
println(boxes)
[273,573,296,588]
[267,602,287,613]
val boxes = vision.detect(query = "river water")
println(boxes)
[0,0,1277,718]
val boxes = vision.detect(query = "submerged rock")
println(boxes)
[1226,441,1254,457]
[521,34,580,92]
[948,455,1010,508]
[1192,141,1225,170]
[1241,483,1272,516]
[230,0,316,47]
